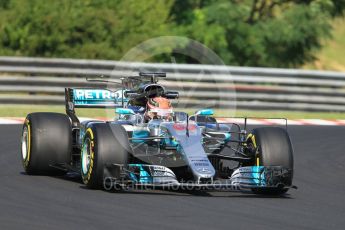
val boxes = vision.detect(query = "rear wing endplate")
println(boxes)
[65,88,127,126]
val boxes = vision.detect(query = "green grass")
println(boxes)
[304,17,345,71]
[1,105,345,119]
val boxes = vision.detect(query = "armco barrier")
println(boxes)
[1,56,345,112]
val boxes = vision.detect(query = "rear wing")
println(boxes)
[65,88,128,125]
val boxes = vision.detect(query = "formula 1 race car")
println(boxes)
[21,72,295,195]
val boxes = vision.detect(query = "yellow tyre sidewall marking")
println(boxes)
[246,133,256,148]
[23,119,31,168]
[82,128,95,184]
[247,133,260,166]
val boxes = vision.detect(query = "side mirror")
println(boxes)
[124,90,140,98]
[164,91,179,99]
[195,109,214,116]
[115,108,135,115]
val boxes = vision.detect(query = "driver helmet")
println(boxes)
[145,97,173,121]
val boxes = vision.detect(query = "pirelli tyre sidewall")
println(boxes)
[22,119,31,169]
[249,127,294,195]
[21,112,72,175]
[81,123,130,189]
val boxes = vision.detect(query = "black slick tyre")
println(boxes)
[21,112,72,175]
[249,127,294,195]
[81,123,130,189]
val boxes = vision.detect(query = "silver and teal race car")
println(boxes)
[21,73,295,195]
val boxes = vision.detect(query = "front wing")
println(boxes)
[104,164,295,191]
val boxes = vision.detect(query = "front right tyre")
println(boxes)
[21,112,72,175]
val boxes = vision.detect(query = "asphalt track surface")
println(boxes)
[1,125,345,230]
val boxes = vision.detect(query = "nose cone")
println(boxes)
[192,162,216,182]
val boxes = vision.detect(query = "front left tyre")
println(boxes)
[21,112,72,175]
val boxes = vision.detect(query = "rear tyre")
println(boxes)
[21,112,72,175]
[81,123,130,189]
[249,127,294,195]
